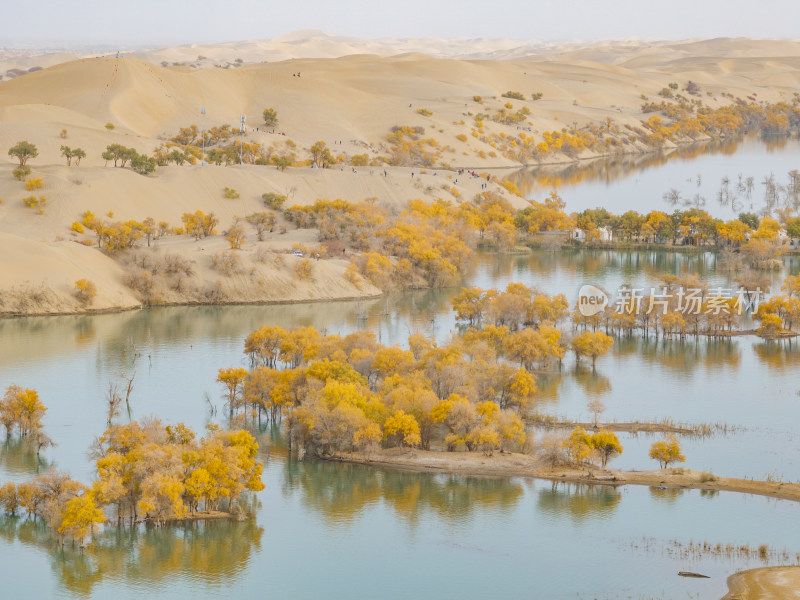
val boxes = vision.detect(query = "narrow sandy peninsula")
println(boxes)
[323,448,800,504]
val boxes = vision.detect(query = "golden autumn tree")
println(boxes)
[588,429,623,468]
[217,367,249,418]
[564,426,592,464]
[571,330,614,368]
[1,385,47,437]
[649,435,686,469]
[58,494,105,545]
[383,410,421,447]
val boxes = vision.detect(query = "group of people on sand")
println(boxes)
[292,72,301,77]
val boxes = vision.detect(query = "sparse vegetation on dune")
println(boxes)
[1,42,800,321]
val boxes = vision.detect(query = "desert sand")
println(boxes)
[724,566,800,599]
[2,35,800,314]
[329,448,800,503]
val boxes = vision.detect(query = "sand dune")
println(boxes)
[2,36,800,314]
[0,231,139,314]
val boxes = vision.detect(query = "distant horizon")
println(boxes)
[3,30,800,55]
[2,0,799,48]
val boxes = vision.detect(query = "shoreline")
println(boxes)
[723,566,800,599]
[0,290,383,319]
[525,417,726,436]
[320,448,800,503]
[2,293,795,343]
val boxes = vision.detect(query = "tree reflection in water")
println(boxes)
[0,437,53,476]
[282,459,525,526]
[754,339,800,371]
[536,482,622,522]
[0,511,263,596]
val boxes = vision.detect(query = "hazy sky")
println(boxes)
[2,0,798,48]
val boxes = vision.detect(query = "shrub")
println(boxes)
[70,221,85,234]
[74,279,97,305]
[294,259,313,280]
[473,95,483,104]
[344,263,362,288]
[272,155,293,171]
[502,91,525,101]
[163,254,195,276]
[124,267,155,303]
[500,181,522,197]
[60,129,68,139]
[455,134,468,143]
[262,192,287,209]
[130,153,156,174]
[223,187,240,199]
[210,251,243,275]
[262,107,278,127]
[417,109,433,117]
[105,122,115,130]
[531,92,543,101]
[225,223,246,249]
[25,177,44,190]
[23,196,47,212]
[12,166,31,181]
[253,246,270,264]
[203,281,227,303]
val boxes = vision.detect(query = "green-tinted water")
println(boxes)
[3,135,800,597]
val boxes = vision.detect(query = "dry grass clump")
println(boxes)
[210,251,243,276]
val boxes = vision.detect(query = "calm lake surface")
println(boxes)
[514,134,800,217]
[2,139,800,598]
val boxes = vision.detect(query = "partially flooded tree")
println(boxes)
[571,331,614,369]
[1,385,47,438]
[217,368,249,418]
[105,382,123,426]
